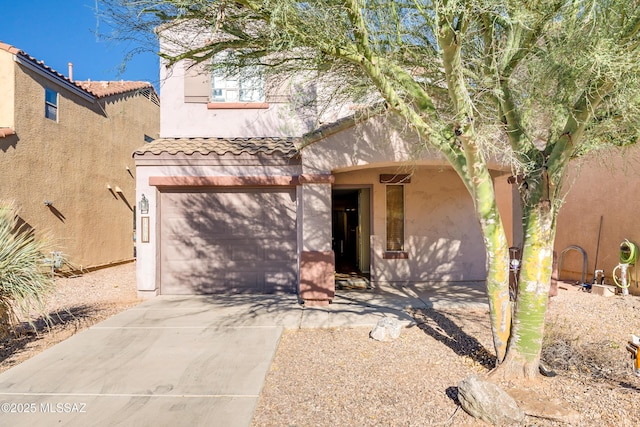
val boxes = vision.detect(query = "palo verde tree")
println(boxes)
[100,0,640,379]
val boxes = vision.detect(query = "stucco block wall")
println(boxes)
[555,147,640,295]
[334,167,488,283]
[0,59,159,268]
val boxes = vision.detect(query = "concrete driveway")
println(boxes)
[0,283,488,427]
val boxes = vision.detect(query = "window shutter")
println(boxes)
[184,61,211,103]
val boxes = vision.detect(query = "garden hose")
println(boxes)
[613,265,631,289]
[613,240,639,290]
[620,240,639,265]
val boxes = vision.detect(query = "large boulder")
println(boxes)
[457,375,525,425]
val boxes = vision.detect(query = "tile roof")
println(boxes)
[0,128,16,138]
[0,41,157,100]
[75,81,155,98]
[133,137,300,157]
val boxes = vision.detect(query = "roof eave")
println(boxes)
[14,55,95,103]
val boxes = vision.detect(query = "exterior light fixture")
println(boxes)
[44,201,53,206]
[139,194,149,214]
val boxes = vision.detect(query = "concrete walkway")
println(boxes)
[0,283,487,427]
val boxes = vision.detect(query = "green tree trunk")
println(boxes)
[492,199,554,379]
[472,168,511,364]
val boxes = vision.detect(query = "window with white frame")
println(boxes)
[45,88,58,121]
[211,67,264,103]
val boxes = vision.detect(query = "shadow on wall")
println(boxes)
[371,188,488,285]
[45,204,66,223]
[373,235,487,285]
[0,134,18,153]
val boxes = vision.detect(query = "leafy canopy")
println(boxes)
[100,0,640,180]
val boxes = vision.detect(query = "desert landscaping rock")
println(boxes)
[369,317,402,341]
[457,374,525,425]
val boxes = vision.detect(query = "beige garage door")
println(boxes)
[160,188,297,294]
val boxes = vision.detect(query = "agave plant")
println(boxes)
[0,202,56,337]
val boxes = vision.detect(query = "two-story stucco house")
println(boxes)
[0,41,159,271]
[133,33,517,305]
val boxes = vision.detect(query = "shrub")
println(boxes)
[0,202,56,337]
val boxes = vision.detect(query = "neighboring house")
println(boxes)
[0,41,160,271]
[134,39,517,304]
[554,146,640,296]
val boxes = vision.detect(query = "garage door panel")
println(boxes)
[265,271,297,293]
[230,244,262,261]
[162,263,296,294]
[163,238,228,262]
[265,240,297,261]
[160,188,297,294]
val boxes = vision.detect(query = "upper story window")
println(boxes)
[211,68,265,103]
[183,59,267,108]
[45,88,58,121]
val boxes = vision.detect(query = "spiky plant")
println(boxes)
[0,202,56,337]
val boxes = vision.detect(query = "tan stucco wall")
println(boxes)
[555,146,640,295]
[0,58,159,269]
[335,166,488,283]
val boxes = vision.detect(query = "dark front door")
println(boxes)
[332,189,361,274]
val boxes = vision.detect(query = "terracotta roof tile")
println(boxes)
[75,81,155,98]
[0,41,21,55]
[0,127,16,138]
[133,137,299,157]
[0,41,157,100]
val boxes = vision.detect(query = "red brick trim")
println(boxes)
[383,251,409,259]
[149,175,298,187]
[207,102,270,109]
[149,174,335,188]
[299,250,335,305]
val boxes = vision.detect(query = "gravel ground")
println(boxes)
[252,285,640,427]
[1,264,639,426]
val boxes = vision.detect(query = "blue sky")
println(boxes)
[0,0,159,88]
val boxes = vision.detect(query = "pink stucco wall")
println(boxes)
[334,167,489,283]
[159,58,317,138]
